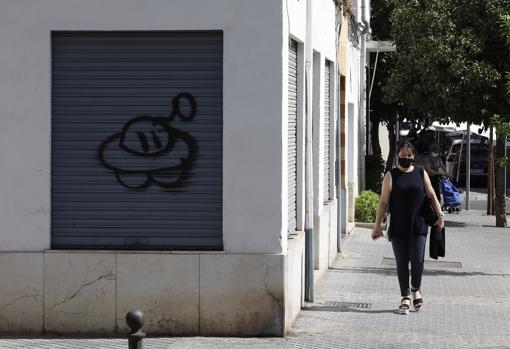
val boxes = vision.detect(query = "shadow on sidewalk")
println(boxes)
[444,221,468,227]
[329,267,509,278]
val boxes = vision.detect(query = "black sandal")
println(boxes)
[399,297,411,315]
[412,288,423,312]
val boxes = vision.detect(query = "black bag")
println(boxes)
[419,167,437,226]
[429,225,445,259]
[421,196,436,226]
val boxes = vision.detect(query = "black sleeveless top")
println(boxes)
[388,166,427,238]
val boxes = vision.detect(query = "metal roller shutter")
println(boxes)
[324,60,331,201]
[288,40,298,232]
[51,31,223,250]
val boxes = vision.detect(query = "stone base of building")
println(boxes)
[314,199,339,275]
[0,246,306,337]
[0,209,342,337]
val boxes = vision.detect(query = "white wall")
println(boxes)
[344,0,372,198]
[312,50,325,214]
[282,0,336,233]
[284,0,337,221]
[284,0,338,278]
[312,0,337,61]
[283,0,306,237]
[0,0,284,254]
[345,42,361,222]
[0,0,340,336]
[346,44,360,187]
[286,0,307,43]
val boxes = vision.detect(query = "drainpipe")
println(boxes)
[335,3,343,254]
[358,0,370,191]
[304,0,314,302]
[358,37,367,191]
[466,123,471,210]
[336,72,342,253]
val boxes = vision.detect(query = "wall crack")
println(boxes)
[0,294,41,312]
[45,272,114,311]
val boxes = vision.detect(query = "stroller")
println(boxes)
[441,177,462,213]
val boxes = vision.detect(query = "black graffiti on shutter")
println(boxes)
[98,93,199,190]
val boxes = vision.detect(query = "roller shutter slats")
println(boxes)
[51,31,223,250]
[288,40,298,232]
[324,61,331,201]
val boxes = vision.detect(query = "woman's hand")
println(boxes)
[434,218,445,229]
[372,225,384,240]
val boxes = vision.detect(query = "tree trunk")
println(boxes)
[487,125,494,215]
[494,132,507,228]
[370,117,382,156]
[385,120,396,173]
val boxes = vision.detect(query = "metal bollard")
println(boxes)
[126,309,146,349]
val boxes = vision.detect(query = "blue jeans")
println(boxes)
[391,234,427,297]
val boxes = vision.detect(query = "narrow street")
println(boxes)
[2,210,509,349]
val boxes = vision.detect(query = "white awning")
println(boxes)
[366,40,396,52]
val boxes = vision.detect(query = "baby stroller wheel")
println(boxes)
[447,207,452,214]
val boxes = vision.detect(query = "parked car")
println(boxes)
[445,138,489,186]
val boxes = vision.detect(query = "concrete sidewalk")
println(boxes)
[290,211,510,348]
[1,210,509,349]
[457,188,510,213]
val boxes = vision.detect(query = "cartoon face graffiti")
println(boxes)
[98,93,199,190]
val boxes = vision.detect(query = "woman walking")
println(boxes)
[372,141,444,314]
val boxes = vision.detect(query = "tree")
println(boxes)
[380,0,510,226]
[369,0,400,172]
[369,52,400,172]
[504,14,510,94]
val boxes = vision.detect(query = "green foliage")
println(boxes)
[371,0,510,226]
[382,0,510,126]
[491,114,510,167]
[371,0,394,40]
[365,154,385,194]
[355,190,380,223]
[501,14,510,97]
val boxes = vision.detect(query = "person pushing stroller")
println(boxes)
[424,144,447,203]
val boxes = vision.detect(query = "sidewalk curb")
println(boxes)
[354,222,374,229]
[354,222,388,230]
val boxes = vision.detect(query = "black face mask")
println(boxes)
[398,157,413,168]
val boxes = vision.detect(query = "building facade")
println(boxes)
[338,0,370,230]
[0,0,351,336]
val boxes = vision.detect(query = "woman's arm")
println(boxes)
[372,172,392,239]
[374,172,391,227]
[423,170,445,228]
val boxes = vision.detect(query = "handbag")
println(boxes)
[421,195,436,226]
